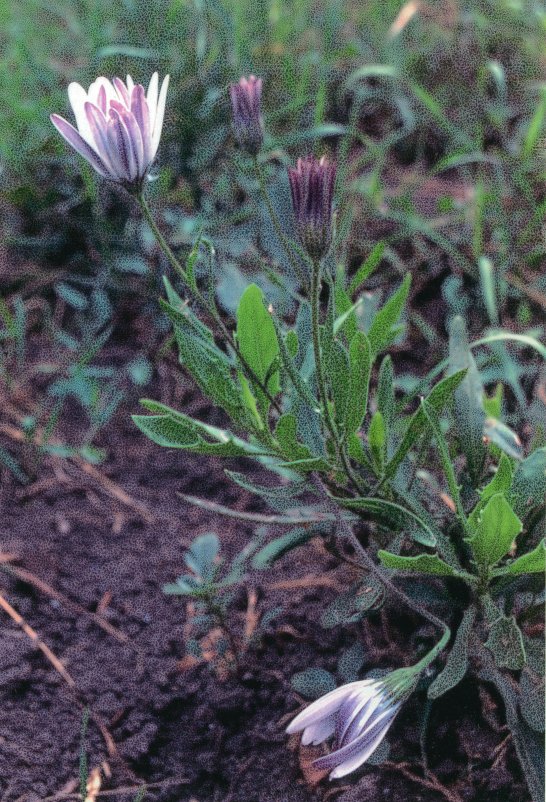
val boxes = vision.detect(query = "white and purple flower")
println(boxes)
[50,73,169,189]
[287,668,417,780]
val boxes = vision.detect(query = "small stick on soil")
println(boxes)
[75,460,155,524]
[0,590,76,687]
[0,420,155,524]
[0,561,131,646]
[41,778,190,801]
[384,761,465,802]
[267,575,339,591]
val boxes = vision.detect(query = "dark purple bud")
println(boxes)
[288,155,336,261]
[229,75,264,156]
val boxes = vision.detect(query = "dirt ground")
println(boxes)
[0,336,532,802]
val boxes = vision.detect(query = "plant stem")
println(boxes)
[253,159,308,284]
[310,260,366,494]
[137,193,282,416]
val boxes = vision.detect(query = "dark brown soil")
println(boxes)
[0,351,532,802]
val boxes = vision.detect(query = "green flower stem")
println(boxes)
[310,260,366,494]
[253,159,309,285]
[137,194,282,417]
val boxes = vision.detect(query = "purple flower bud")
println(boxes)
[51,73,169,191]
[288,155,336,261]
[229,75,264,156]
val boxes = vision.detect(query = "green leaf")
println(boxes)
[338,641,366,683]
[466,493,522,568]
[325,338,351,429]
[321,576,384,628]
[275,414,329,472]
[480,453,514,502]
[376,355,395,429]
[271,315,319,411]
[510,448,546,518]
[383,369,467,482]
[520,651,545,733]
[428,607,476,699]
[291,668,336,699]
[478,659,544,802]
[185,533,220,580]
[336,497,436,547]
[236,283,280,397]
[334,281,358,343]
[368,411,386,472]
[348,242,385,296]
[468,453,514,531]
[160,298,251,427]
[522,89,546,158]
[345,331,372,435]
[493,540,546,577]
[252,527,319,568]
[132,400,269,458]
[377,551,459,576]
[367,274,411,357]
[225,470,306,503]
[485,615,526,670]
[449,316,485,481]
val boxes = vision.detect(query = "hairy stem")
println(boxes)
[138,193,282,415]
[310,261,366,494]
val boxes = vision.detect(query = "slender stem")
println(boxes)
[253,159,308,284]
[311,473,451,664]
[138,194,282,416]
[310,261,366,494]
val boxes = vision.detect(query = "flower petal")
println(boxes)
[67,82,93,144]
[84,102,115,172]
[286,681,366,735]
[106,109,134,181]
[146,71,159,128]
[50,114,110,177]
[329,717,395,779]
[87,77,116,109]
[151,74,169,159]
[113,76,131,108]
[131,84,152,168]
[334,685,382,748]
[313,702,398,773]
[301,714,336,746]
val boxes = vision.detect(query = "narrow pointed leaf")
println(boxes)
[367,274,411,357]
[428,607,476,698]
[377,551,459,576]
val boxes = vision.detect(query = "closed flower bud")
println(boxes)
[288,155,336,261]
[286,666,419,779]
[229,75,264,155]
[51,73,169,191]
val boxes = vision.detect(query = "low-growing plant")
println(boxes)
[49,68,545,797]
[164,531,280,674]
[0,291,152,479]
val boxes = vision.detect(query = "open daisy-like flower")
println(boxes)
[286,668,418,780]
[50,73,169,190]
